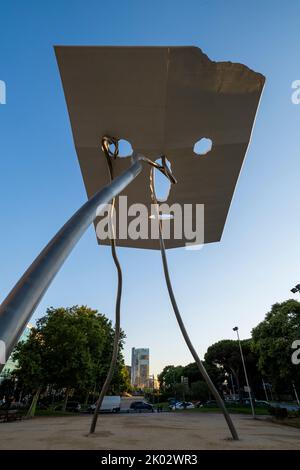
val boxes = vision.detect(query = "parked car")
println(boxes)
[194,401,204,408]
[254,400,271,408]
[129,401,154,412]
[170,401,194,410]
[202,400,217,407]
[87,396,121,413]
[55,401,81,412]
[66,401,81,412]
[169,401,181,410]
[36,402,48,410]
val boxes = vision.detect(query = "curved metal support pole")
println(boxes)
[0,160,142,372]
[150,170,239,441]
[89,227,121,433]
[158,235,239,440]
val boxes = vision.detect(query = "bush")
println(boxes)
[287,409,300,418]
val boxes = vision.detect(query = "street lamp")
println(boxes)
[262,378,269,402]
[233,326,256,418]
[291,284,300,294]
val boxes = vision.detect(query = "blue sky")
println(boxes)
[1,0,300,376]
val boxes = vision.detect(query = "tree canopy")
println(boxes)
[251,299,300,393]
[12,305,129,413]
[204,339,261,397]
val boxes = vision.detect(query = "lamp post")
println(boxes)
[292,382,300,405]
[233,326,256,418]
[289,287,300,406]
[262,378,269,402]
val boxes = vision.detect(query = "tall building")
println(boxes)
[131,348,149,388]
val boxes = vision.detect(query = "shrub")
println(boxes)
[269,406,288,419]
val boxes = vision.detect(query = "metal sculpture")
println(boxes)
[0,46,265,442]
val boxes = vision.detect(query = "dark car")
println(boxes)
[202,400,217,407]
[36,403,48,410]
[254,400,271,408]
[0,401,26,410]
[129,401,154,412]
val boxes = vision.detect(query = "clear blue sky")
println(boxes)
[1,1,300,376]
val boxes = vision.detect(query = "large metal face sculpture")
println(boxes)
[55,46,265,249]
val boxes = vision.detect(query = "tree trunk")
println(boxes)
[26,387,41,418]
[62,388,70,412]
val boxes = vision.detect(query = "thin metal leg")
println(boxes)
[150,169,239,441]
[0,160,142,372]
[158,239,239,440]
[90,146,122,434]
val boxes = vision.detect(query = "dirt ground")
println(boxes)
[0,412,299,450]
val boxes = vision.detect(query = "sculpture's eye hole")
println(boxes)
[118,139,133,157]
[107,141,117,155]
[193,137,213,156]
[154,157,172,202]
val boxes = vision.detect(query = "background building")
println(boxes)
[147,374,159,390]
[125,365,131,380]
[131,348,149,388]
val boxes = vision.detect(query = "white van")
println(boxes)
[89,396,121,413]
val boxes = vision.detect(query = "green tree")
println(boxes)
[158,365,184,393]
[190,380,209,401]
[251,299,300,394]
[110,362,131,395]
[182,362,200,384]
[205,340,241,393]
[158,362,223,401]
[182,361,224,390]
[38,306,109,410]
[0,372,16,403]
[205,339,261,398]
[12,328,46,417]
[13,305,129,414]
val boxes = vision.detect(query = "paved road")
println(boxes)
[0,412,299,449]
